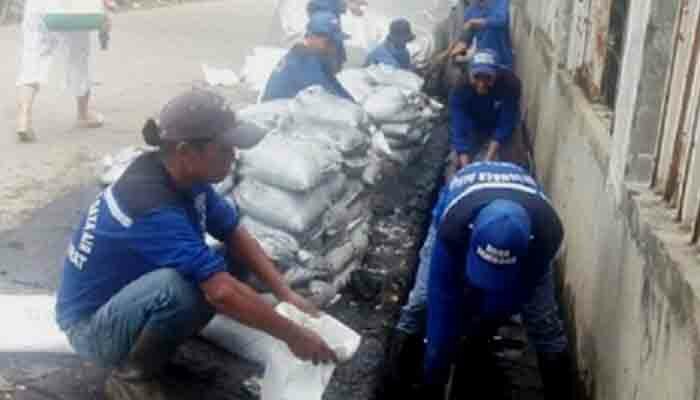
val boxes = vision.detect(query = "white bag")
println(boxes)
[362,86,414,123]
[291,86,369,129]
[241,217,301,265]
[234,174,347,234]
[239,134,342,192]
[238,100,292,132]
[282,122,370,156]
[337,69,377,104]
[261,303,361,400]
[365,64,425,93]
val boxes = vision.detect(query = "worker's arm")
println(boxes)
[200,271,336,364]
[227,225,320,316]
[449,88,477,164]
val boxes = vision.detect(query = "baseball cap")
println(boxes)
[469,49,501,77]
[154,89,266,149]
[306,0,347,15]
[388,18,416,42]
[466,199,532,292]
[306,11,350,42]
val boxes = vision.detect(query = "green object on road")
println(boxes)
[43,13,105,31]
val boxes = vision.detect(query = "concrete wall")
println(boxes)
[511,1,700,399]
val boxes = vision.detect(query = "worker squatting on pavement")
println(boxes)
[450,0,514,69]
[261,11,355,102]
[449,49,521,169]
[364,18,416,71]
[55,89,339,400]
[389,161,573,399]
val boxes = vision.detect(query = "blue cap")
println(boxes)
[307,0,346,16]
[470,49,500,77]
[306,11,350,42]
[388,18,416,43]
[466,199,532,292]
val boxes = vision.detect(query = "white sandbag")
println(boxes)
[291,86,369,129]
[337,68,377,104]
[0,294,72,353]
[261,303,361,400]
[384,127,429,149]
[324,221,370,275]
[365,64,425,93]
[362,86,422,123]
[201,314,276,365]
[240,46,288,93]
[282,122,369,156]
[344,156,371,177]
[241,217,301,265]
[238,100,292,132]
[284,264,332,288]
[381,122,413,137]
[239,134,342,192]
[234,174,347,235]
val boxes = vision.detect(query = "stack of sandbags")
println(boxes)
[232,86,374,304]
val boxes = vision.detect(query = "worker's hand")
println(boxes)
[450,41,468,57]
[287,326,338,365]
[282,290,321,318]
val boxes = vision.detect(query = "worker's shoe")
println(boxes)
[537,350,574,400]
[105,330,173,400]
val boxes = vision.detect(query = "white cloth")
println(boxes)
[16,0,92,96]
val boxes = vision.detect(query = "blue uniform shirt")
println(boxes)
[364,39,413,70]
[462,0,514,68]
[261,44,354,102]
[448,69,521,155]
[424,162,564,385]
[56,153,240,330]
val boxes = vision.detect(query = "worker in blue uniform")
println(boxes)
[388,161,573,399]
[261,11,354,102]
[56,89,338,400]
[451,0,514,69]
[365,18,416,71]
[449,49,521,169]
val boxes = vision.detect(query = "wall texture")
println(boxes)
[511,1,700,399]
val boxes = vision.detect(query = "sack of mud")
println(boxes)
[234,174,347,234]
[290,86,370,129]
[365,64,425,93]
[238,134,342,192]
[237,100,292,132]
[240,216,300,265]
[337,68,377,104]
[280,121,370,157]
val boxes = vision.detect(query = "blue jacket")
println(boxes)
[56,153,240,330]
[424,162,564,385]
[448,69,521,155]
[364,39,413,70]
[261,45,354,102]
[462,0,514,68]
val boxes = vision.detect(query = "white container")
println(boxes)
[261,303,362,400]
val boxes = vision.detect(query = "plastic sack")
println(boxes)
[234,174,347,234]
[362,86,414,123]
[238,134,342,192]
[261,302,361,400]
[201,314,276,365]
[282,122,369,156]
[291,86,369,129]
[238,100,292,132]
[241,216,301,265]
[365,64,425,93]
[337,68,377,104]
[0,294,72,353]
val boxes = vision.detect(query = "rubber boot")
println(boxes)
[537,350,574,400]
[105,330,173,400]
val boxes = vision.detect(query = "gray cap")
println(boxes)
[157,89,266,149]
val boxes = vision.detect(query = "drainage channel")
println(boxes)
[0,125,547,400]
